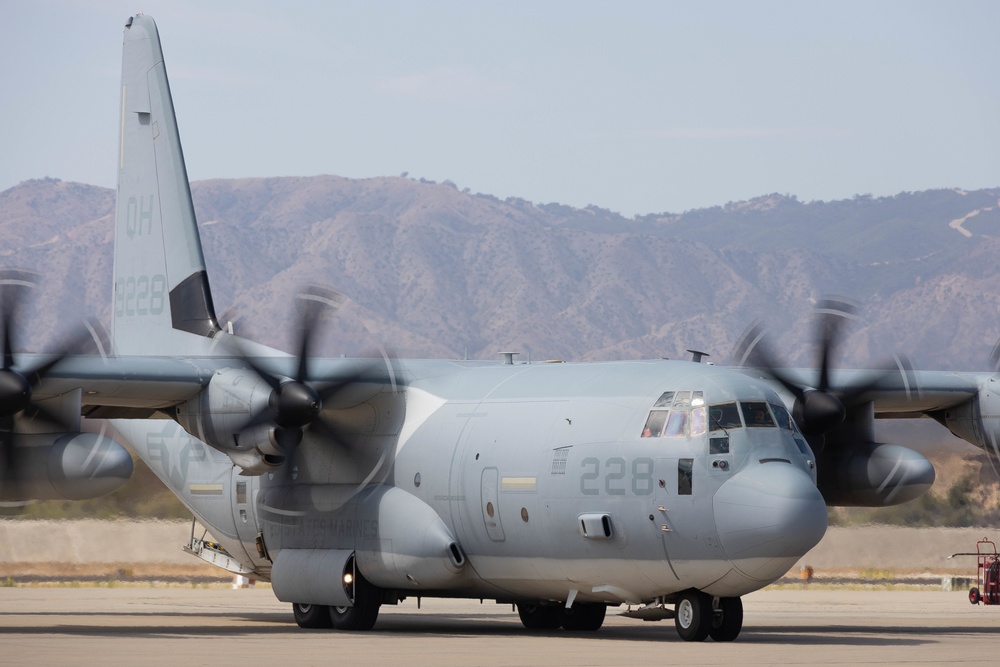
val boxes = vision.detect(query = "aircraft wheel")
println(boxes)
[709,596,743,642]
[674,590,712,642]
[292,602,334,629]
[329,571,381,631]
[560,603,607,631]
[970,587,981,605]
[517,603,563,630]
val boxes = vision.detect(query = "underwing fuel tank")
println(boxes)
[0,432,133,501]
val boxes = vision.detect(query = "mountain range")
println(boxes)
[2,176,999,374]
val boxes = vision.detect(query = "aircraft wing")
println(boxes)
[34,355,209,417]
[740,367,984,418]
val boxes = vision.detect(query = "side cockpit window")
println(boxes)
[640,390,704,439]
[641,410,668,437]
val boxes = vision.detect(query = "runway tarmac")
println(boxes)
[0,587,997,666]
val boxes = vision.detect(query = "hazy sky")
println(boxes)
[2,1,998,216]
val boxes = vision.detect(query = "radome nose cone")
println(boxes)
[714,461,828,582]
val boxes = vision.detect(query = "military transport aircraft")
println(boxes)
[0,14,996,642]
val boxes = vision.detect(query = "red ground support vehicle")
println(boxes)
[949,538,1000,605]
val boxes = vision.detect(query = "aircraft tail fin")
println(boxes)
[111,15,220,356]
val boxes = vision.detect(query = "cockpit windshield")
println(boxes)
[708,403,741,432]
[740,401,775,428]
[641,394,800,438]
[769,403,795,431]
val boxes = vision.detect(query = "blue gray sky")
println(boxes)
[2,1,998,216]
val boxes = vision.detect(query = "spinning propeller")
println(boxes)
[0,271,88,482]
[231,287,399,470]
[734,297,903,437]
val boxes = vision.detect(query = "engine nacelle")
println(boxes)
[817,442,935,507]
[935,381,1000,456]
[175,367,282,475]
[0,432,133,501]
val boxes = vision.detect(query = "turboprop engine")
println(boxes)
[174,367,281,475]
[815,441,935,507]
[0,431,133,501]
[812,400,935,507]
[735,300,936,508]
[935,378,1000,458]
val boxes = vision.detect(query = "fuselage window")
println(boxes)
[678,458,693,495]
[709,403,742,431]
[710,436,730,454]
[741,401,775,428]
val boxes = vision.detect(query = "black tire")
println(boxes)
[709,596,743,642]
[292,602,333,629]
[517,603,563,630]
[560,603,607,631]
[674,590,712,642]
[970,587,982,605]
[329,571,381,631]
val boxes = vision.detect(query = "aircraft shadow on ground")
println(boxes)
[2,610,985,646]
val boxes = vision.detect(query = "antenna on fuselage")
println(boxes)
[687,349,710,363]
[500,352,519,365]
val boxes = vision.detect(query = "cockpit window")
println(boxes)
[664,410,688,437]
[769,403,795,431]
[640,390,706,439]
[653,391,675,408]
[709,403,742,431]
[641,410,668,437]
[690,406,707,436]
[741,401,775,427]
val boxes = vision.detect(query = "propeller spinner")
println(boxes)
[734,297,896,437]
[231,287,398,470]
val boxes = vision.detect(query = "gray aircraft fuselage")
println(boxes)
[117,357,827,605]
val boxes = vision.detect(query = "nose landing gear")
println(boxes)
[674,590,743,642]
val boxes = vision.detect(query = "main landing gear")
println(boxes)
[516,602,608,632]
[674,590,743,642]
[291,570,382,631]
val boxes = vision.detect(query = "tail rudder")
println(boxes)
[112,15,219,356]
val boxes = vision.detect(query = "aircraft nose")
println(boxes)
[713,461,828,583]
